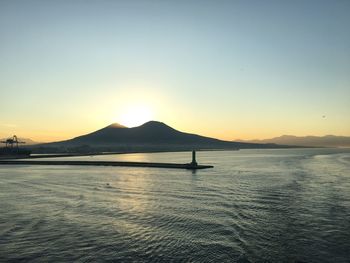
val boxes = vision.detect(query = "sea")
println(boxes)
[0,148,349,262]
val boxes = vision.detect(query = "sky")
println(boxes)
[0,0,349,142]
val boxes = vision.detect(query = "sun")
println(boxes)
[118,105,154,127]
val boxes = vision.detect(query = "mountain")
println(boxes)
[37,121,291,153]
[237,135,350,148]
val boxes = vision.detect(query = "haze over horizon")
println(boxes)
[1,0,349,142]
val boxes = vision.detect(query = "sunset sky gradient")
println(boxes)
[0,0,349,142]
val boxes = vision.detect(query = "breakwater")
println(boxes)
[0,160,213,170]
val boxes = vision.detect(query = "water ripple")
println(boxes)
[1,149,350,262]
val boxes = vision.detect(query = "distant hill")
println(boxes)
[37,121,292,153]
[237,135,350,148]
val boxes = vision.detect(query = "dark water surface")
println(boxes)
[1,149,350,262]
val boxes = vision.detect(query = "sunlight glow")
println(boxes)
[118,105,154,127]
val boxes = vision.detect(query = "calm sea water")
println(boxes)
[0,149,350,262]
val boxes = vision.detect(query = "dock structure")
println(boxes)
[0,151,213,170]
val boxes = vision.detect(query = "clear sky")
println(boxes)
[0,0,349,142]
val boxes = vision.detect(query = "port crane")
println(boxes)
[0,135,26,148]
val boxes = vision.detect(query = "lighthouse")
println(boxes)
[190,150,198,166]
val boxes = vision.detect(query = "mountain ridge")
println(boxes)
[237,135,350,147]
